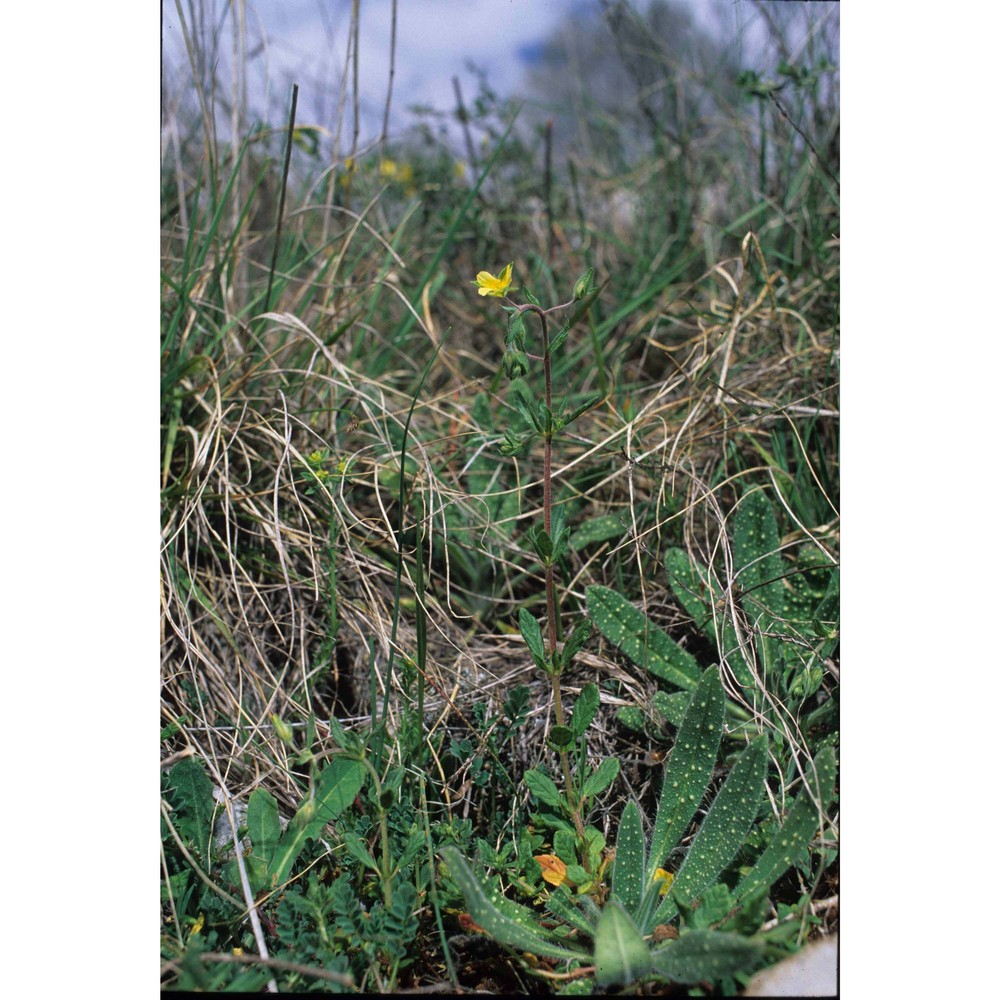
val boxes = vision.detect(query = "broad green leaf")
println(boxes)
[581,757,620,801]
[570,681,599,736]
[615,706,646,732]
[647,669,726,882]
[569,514,626,551]
[612,801,645,913]
[246,789,281,867]
[519,609,548,670]
[734,746,837,902]
[651,688,693,728]
[268,757,364,885]
[164,756,216,862]
[441,847,586,962]
[653,735,768,926]
[547,725,575,749]
[342,830,380,873]
[650,929,763,984]
[545,887,596,935]
[593,898,652,987]
[733,490,784,629]
[586,585,701,690]
[524,768,564,810]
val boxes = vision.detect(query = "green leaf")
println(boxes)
[593,898,652,987]
[246,789,282,868]
[570,680,599,737]
[553,829,578,864]
[524,768,565,810]
[569,514,626,550]
[559,393,602,429]
[647,669,726,882]
[527,524,554,563]
[547,725,576,750]
[342,830,380,873]
[519,609,548,671]
[522,285,542,307]
[586,585,701,691]
[734,746,837,902]
[733,490,785,629]
[676,882,734,929]
[612,801,646,913]
[506,310,526,351]
[268,757,365,885]
[650,929,763,984]
[546,887,596,935]
[664,548,755,690]
[511,381,543,432]
[650,688,693,728]
[164,756,216,862]
[615,706,646,732]
[581,757,620,801]
[654,735,768,926]
[326,715,355,750]
[441,847,586,962]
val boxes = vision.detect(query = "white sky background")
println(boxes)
[161,0,782,152]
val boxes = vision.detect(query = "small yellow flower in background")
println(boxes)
[379,158,398,179]
[190,913,205,935]
[473,263,513,297]
[653,868,674,895]
[454,160,467,180]
[232,947,244,957]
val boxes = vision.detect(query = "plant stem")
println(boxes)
[520,303,585,842]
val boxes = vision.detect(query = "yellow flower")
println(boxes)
[379,158,398,179]
[534,854,570,887]
[473,263,513,298]
[653,868,674,895]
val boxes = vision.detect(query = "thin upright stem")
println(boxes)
[519,303,585,842]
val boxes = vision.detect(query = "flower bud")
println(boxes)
[572,267,594,301]
[271,714,294,744]
[503,350,529,380]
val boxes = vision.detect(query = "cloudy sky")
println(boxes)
[161,0,777,146]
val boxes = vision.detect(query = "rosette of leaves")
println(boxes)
[441,669,837,991]
[590,488,838,743]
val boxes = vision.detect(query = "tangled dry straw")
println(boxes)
[161,227,838,831]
